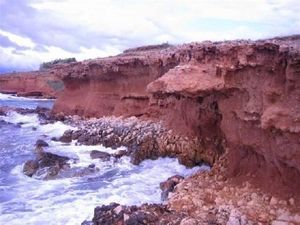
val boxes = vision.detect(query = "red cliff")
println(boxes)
[52,37,300,197]
[1,37,300,200]
[0,70,64,98]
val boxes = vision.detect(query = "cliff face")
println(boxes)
[1,37,300,196]
[0,71,64,98]
[147,40,300,195]
[52,47,182,117]
[52,37,300,195]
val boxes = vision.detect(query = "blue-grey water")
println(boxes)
[0,93,207,225]
[0,93,54,109]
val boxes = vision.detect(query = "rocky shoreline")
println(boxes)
[58,115,218,167]
[1,35,300,224]
[59,115,299,225]
[2,107,296,225]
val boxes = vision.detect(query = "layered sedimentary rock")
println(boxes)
[0,70,64,98]
[52,45,181,117]
[2,36,299,224]
[2,37,300,214]
[51,37,300,197]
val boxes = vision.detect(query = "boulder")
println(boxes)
[90,150,111,161]
[23,160,39,177]
[58,130,73,143]
[112,149,128,159]
[23,150,70,178]
[35,139,49,148]
[37,151,70,168]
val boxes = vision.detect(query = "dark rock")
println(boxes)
[71,130,82,140]
[37,151,70,168]
[91,203,185,225]
[51,137,58,141]
[0,108,6,116]
[0,120,10,126]
[90,150,111,161]
[23,150,71,178]
[59,130,73,143]
[53,112,65,121]
[78,133,90,143]
[23,160,39,177]
[112,149,128,159]
[81,221,93,225]
[160,175,184,201]
[35,139,49,148]
[88,163,96,169]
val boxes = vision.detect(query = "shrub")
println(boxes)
[39,58,76,70]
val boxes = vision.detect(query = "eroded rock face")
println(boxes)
[52,36,300,196]
[147,38,300,196]
[0,71,64,98]
[3,36,300,209]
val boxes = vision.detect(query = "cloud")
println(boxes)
[0,33,31,51]
[0,0,299,73]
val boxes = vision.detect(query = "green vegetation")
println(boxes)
[39,58,76,70]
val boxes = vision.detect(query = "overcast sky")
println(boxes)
[0,0,299,72]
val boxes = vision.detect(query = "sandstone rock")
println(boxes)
[0,72,62,98]
[179,218,198,225]
[270,197,278,205]
[271,221,290,225]
[160,175,184,201]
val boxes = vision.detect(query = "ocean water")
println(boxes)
[0,93,54,109]
[0,94,209,225]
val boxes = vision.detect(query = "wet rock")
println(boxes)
[54,166,99,179]
[90,150,111,161]
[59,130,73,143]
[91,203,185,225]
[112,149,128,159]
[37,151,70,168]
[23,160,39,177]
[160,175,184,201]
[88,163,96,169]
[23,149,70,179]
[0,108,7,115]
[35,139,49,148]
[81,221,93,225]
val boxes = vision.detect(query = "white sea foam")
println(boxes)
[0,111,40,127]
[1,155,207,225]
[0,111,74,137]
[38,121,75,138]
[0,107,210,225]
[0,93,50,101]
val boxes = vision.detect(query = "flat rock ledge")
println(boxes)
[60,116,218,167]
